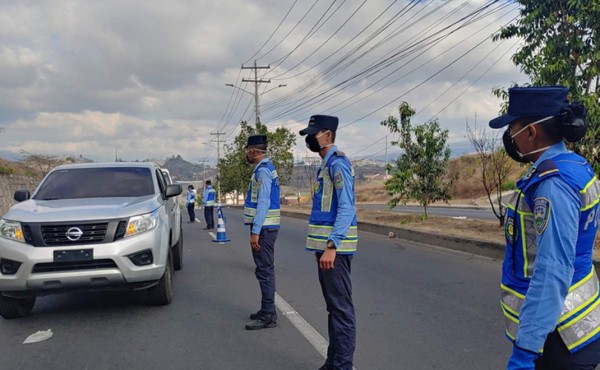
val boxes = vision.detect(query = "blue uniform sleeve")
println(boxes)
[202,189,209,205]
[252,167,272,235]
[515,176,579,352]
[328,159,356,248]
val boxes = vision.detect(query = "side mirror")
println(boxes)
[165,184,182,198]
[14,190,31,202]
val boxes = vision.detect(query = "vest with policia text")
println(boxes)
[501,152,600,353]
[205,186,216,206]
[243,160,281,229]
[306,151,358,254]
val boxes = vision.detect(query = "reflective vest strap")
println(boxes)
[321,167,333,212]
[306,225,358,252]
[243,207,280,226]
[581,177,600,211]
[501,268,600,352]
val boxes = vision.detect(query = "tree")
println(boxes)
[20,151,63,177]
[494,0,600,173]
[466,118,518,226]
[217,121,296,203]
[381,102,452,219]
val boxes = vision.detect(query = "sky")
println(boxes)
[0,0,527,164]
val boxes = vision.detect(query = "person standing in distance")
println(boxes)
[243,134,281,330]
[489,86,600,370]
[202,180,216,230]
[299,115,358,370]
[186,185,196,223]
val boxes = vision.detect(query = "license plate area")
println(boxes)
[53,249,93,263]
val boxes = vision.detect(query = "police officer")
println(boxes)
[202,180,216,230]
[243,135,281,330]
[186,185,196,223]
[299,115,358,370]
[489,86,600,370]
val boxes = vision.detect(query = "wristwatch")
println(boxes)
[326,240,336,249]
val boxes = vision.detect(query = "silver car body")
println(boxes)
[0,162,182,294]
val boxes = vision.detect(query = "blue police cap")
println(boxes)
[489,86,569,129]
[299,115,339,136]
[246,135,267,147]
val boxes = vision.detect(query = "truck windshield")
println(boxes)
[34,167,155,200]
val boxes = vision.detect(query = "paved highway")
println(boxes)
[358,203,501,221]
[0,208,509,369]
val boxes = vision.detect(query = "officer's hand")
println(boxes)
[507,345,538,370]
[320,248,336,270]
[250,234,261,252]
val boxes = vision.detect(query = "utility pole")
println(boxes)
[242,60,271,125]
[210,132,226,203]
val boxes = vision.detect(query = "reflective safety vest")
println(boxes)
[205,186,216,206]
[501,152,600,353]
[306,151,357,254]
[243,160,281,229]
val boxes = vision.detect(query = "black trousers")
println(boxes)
[204,206,214,229]
[317,253,355,370]
[251,228,278,314]
[535,331,600,370]
[186,203,195,222]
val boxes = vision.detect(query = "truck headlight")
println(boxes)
[125,210,158,238]
[0,219,25,243]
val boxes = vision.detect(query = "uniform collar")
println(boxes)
[533,141,569,168]
[253,157,269,171]
[322,145,338,165]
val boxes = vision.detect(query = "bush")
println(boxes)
[0,166,14,175]
[502,181,517,191]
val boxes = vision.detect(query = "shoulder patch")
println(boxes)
[334,151,346,157]
[533,197,551,235]
[505,216,517,243]
[334,171,344,190]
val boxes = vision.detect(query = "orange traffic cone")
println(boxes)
[212,205,230,243]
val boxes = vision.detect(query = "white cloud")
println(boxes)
[0,0,527,163]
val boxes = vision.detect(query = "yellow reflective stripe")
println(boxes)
[501,301,520,318]
[321,168,333,212]
[561,290,599,324]
[581,177,600,211]
[502,304,519,324]
[501,283,525,299]
[570,269,594,292]
[519,212,529,277]
[559,298,600,348]
[308,225,358,237]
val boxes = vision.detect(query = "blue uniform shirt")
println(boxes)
[187,190,195,204]
[516,141,580,352]
[202,186,213,205]
[323,145,356,248]
[252,158,274,235]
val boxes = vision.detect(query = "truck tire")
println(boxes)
[172,229,183,271]
[0,294,36,319]
[147,252,173,306]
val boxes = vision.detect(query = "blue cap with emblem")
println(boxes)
[299,115,339,136]
[489,86,569,129]
[246,135,267,147]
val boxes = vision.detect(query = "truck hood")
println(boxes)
[3,195,162,223]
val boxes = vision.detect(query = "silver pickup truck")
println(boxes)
[0,162,183,318]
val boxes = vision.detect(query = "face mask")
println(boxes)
[503,116,553,163]
[305,130,331,153]
[246,148,266,164]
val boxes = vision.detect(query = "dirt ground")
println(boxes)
[282,203,600,260]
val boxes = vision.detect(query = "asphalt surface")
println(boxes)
[0,208,510,369]
[357,203,500,221]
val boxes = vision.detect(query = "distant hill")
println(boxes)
[162,155,216,182]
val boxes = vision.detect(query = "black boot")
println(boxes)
[245,313,277,330]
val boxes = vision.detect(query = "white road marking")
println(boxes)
[275,292,358,370]
[208,231,216,239]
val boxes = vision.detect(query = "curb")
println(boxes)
[281,210,505,260]
[273,208,600,270]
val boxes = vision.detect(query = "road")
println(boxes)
[358,203,500,221]
[0,208,510,369]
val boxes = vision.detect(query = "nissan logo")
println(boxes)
[66,227,83,241]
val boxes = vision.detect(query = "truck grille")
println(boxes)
[32,259,117,273]
[41,223,109,245]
